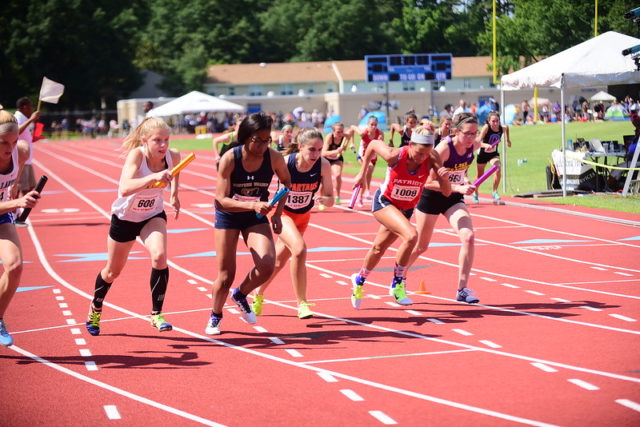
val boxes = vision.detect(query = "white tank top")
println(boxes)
[111,146,174,222]
[0,146,20,204]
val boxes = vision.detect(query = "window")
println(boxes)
[402,82,415,91]
[249,86,263,96]
[280,85,294,95]
[463,79,471,89]
[228,87,236,96]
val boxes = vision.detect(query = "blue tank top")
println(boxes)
[228,145,273,203]
[444,136,475,186]
[285,152,322,214]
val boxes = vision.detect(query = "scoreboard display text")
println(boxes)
[365,54,453,83]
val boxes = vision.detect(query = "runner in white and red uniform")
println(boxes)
[351,115,384,206]
[349,127,450,310]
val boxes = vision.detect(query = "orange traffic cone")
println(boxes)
[415,279,430,295]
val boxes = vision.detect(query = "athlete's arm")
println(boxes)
[118,149,172,197]
[169,149,181,219]
[317,157,334,207]
[270,149,292,234]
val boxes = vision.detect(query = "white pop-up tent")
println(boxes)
[590,90,616,102]
[147,90,244,116]
[500,31,640,196]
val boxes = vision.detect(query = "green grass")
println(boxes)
[170,122,640,213]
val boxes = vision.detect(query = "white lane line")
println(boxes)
[369,410,397,425]
[11,345,223,426]
[609,314,637,322]
[269,337,285,345]
[590,266,607,271]
[568,379,599,391]
[336,280,348,286]
[197,287,208,292]
[614,272,633,277]
[531,362,558,373]
[616,399,640,412]
[227,308,239,314]
[385,302,400,307]
[580,306,602,312]
[428,318,445,324]
[56,296,65,301]
[500,283,519,288]
[479,340,502,349]
[369,295,382,299]
[59,303,69,308]
[104,405,121,420]
[53,288,61,294]
[62,310,73,316]
[65,319,77,325]
[187,279,198,284]
[253,326,268,333]
[452,329,473,336]
[550,298,571,303]
[79,349,92,357]
[405,310,422,316]
[285,349,303,358]
[525,290,545,296]
[317,371,338,382]
[84,361,98,371]
[320,273,332,278]
[70,328,81,335]
[480,277,497,282]
[301,349,477,365]
[340,389,364,401]
[75,338,87,345]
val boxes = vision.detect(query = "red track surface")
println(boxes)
[1,139,639,426]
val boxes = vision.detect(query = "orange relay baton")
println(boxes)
[150,152,196,188]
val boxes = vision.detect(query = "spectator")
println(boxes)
[14,97,40,200]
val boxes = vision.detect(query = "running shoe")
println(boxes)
[350,273,365,309]
[232,288,257,324]
[390,281,413,305]
[205,314,222,335]
[472,193,479,204]
[150,313,172,332]
[335,196,342,205]
[85,310,102,336]
[297,302,315,319]
[492,191,501,201]
[0,319,13,346]
[456,288,480,304]
[252,294,264,316]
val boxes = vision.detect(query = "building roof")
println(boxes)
[206,57,493,85]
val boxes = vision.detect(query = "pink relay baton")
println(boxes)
[348,185,361,209]
[473,165,499,187]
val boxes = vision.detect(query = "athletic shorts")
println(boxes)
[325,156,343,165]
[417,189,464,216]
[109,211,167,243]
[372,189,414,219]
[476,150,500,165]
[283,209,311,233]
[215,209,269,230]
[19,164,36,192]
[0,212,15,225]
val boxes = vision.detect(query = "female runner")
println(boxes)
[388,112,418,147]
[351,115,384,206]
[473,111,511,203]
[321,122,352,205]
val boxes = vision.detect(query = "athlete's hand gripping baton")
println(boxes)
[473,165,499,187]
[17,175,48,223]
[348,185,361,209]
[256,186,290,218]
[150,153,196,188]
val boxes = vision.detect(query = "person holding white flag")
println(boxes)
[14,97,40,203]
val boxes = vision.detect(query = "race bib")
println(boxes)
[132,194,159,212]
[232,194,261,203]
[448,170,467,184]
[286,191,312,209]
[391,185,420,201]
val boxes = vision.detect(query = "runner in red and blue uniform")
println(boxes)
[350,126,450,309]
[351,115,384,206]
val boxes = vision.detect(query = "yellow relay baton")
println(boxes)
[150,152,196,188]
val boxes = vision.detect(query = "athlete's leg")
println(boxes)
[211,228,240,314]
[0,224,23,319]
[406,209,439,270]
[237,223,276,295]
[140,217,169,315]
[443,203,475,290]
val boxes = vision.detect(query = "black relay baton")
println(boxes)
[16,175,48,223]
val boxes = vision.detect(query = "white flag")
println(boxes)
[39,77,65,104]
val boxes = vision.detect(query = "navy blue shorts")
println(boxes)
[371,189,414,219]
[476,150,500,164]
[417,189,464,215]
[215,209,269,230]
[0,212,15,225]
[109,211,167,243]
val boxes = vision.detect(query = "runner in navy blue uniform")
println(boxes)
[206,112,291,335]
[473,111,511,203]
[252,128,333,319]
[407,113,482,303]
[0,110,40,346]
[389,112,418,148]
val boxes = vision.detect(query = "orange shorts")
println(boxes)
[282,209,311,233]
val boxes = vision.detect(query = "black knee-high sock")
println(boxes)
[91,272,112,310]
[150,267,169,314]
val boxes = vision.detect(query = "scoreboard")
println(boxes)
[365,53,453,83]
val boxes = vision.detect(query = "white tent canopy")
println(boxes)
[500,31,640,196]
[590,90,616,102]
[501,31,640,90]
[147,91,244,117]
